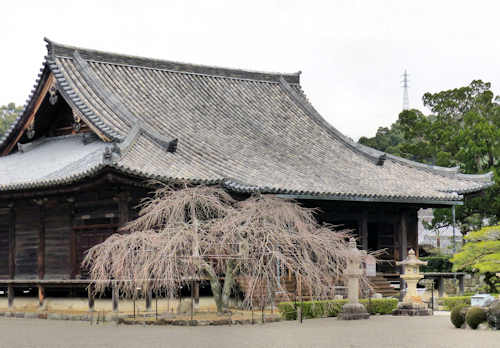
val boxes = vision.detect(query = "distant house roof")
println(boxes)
[0,39,494,203]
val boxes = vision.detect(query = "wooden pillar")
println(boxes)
[361,209,368,251]
[407,209,419,256]
[399,210,408,298]
[8,204,15,279]
[297,274,302,323]
[37,202,46,280]
[400,210,408,260]
[458,276,465,295]
[438,277,444,297]
[194,281,200,309]
[112,283,119,313]
[68,197,78,279]
[145,287,152,312]
[38,285,45,309]
[7,284,14,309]
[116,191,130,228]
[88,285,95,312]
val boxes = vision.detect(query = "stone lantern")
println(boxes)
[338,238,369,320]
[393,249,431,316]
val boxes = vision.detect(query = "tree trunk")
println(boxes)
[203,261,235,313]
[222,261,235,309]
[209,274,224,313]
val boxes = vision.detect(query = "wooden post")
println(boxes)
[7,284,14,309]
[37,203,46,280]
[297,274,302,324]
[8,204,15,279]
[400,210,408,297]
[68,197,78,279]
[112,283,119,313]
[400,211,408,260]
[190,280,194,322]
[145,287,152,312]
[116,192,130,229]
[194,281,200,310]
[88,285,95,312]
[458,275,465,296]
[361,209,368,251]
[38,285,45,309]
[438,277,444,297]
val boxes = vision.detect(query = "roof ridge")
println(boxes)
[45,38,301,84]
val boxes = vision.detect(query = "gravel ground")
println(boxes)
[0,315,497,348]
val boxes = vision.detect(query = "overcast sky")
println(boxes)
[1,0,499,140]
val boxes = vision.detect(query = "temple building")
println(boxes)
[0,39,493,297]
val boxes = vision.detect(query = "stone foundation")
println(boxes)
[392,302,431,316]
[338,303,369,320]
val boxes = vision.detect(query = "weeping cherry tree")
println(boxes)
[83,184,368,313]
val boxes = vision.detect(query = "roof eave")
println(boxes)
[273,193,464,206]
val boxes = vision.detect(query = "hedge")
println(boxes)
[420,255,453,273]
[277,298,398,320]
[439,296,472,311]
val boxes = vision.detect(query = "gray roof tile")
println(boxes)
[0,39,494,202]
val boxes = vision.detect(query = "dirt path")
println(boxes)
[0,314,497,348]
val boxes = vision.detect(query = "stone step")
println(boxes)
[369,276,399,297]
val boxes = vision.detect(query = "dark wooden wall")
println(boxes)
[0,182,424,280]
[14,201,40,279]
[0,181,146,281]
[44,200,72,279]
[299,199,420,272]
[0,208,10,278]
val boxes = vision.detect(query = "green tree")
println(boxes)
[451,225,500,293]
[359,81,500,239]
[0,103,22,138]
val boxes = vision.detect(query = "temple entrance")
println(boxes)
[368,222,396,273]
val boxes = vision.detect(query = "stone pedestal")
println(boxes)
[338,238,369,320]
[392,302,431,316]
[339,303,370,320]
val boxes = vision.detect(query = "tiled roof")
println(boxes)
[0,39,494,203]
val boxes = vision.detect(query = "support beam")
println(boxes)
[37,203,45,280]
[438,277,444,298]
[116,191,130,229]
[68,198,78,279]
[8,204,15,279]
[400,210,409,298]
[112,283,119,313]
[458,276,464,296]
[88,285,95,312]
[400,211,408,260]
[194,281,200,310]
[145,287,152,312]
[7,284,14,309]
[361,209,368,251]
[38,285,45,309]
[2,75,55,156]
[408,209,419,256]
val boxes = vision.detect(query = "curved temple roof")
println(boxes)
[0,39,494,203]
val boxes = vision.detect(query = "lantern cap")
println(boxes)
[396,249,428,266]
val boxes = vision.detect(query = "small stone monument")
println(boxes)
[338,238,369,320]
[393,249,431,316]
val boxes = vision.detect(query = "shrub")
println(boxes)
[487,300,500,330]
[364,298,399,315]
[465,307,487,330]
[450,304,468,328]
[440,296,471,311]
[277,298,398,320]
[420,255,453,273]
